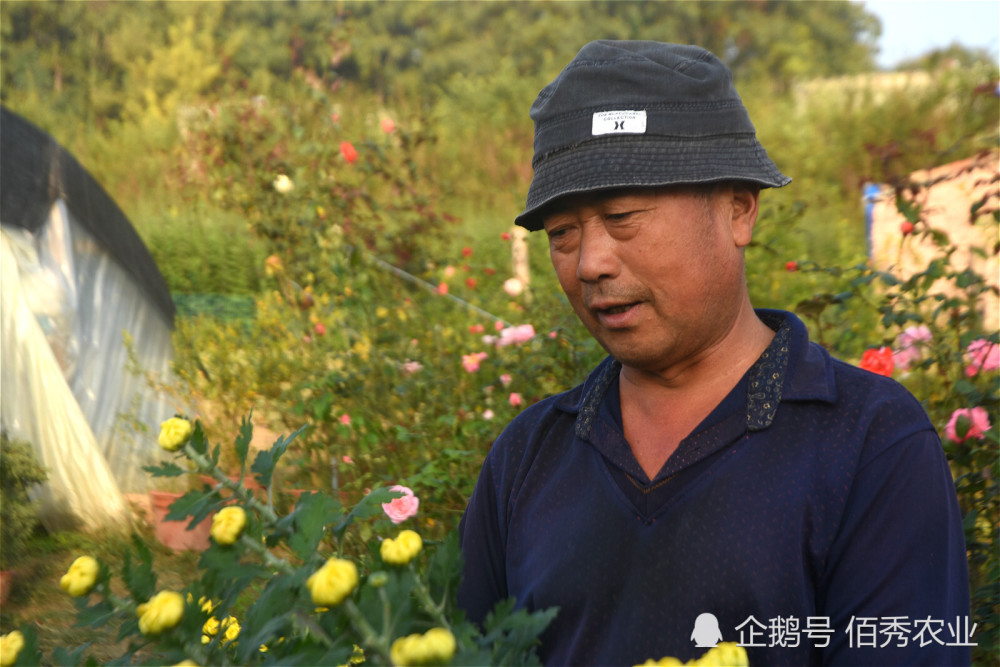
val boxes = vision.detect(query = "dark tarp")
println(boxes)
[0,106,175,325]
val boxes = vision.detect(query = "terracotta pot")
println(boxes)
[149,490,212,552]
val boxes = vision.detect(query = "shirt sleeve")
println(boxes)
[819,425,971,666]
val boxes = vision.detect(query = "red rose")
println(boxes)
[461,246,473,258]
[859,346,894,376]
[900,221,914,235]
[340,141,358,163]
[785,260,798,272]
[465,277,478,289]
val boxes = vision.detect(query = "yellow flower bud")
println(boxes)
[59,555,99,597]
[211,506,247,545]
[0,631,25,666]
[137,590,185,636]
[158,418,193,452]
[306,558,358,607]
[390,627,456,666]
[380,530,423,566]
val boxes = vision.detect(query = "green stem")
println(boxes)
[408,563,450,631]
[344,598,393,663]
[238,534,296,575]
[184,443,280,524]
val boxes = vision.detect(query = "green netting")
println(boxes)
[172,293,256,322]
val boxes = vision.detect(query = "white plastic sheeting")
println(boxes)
[1,200,179,531]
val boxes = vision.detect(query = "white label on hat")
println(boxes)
[592,110,647,136]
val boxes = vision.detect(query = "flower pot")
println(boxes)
[149,490,212,552]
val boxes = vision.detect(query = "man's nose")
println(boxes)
[576,225,619,283]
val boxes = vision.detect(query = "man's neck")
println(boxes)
[618,307,775,479]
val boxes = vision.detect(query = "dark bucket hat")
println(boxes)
[515,40,791,231]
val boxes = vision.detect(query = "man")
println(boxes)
[457,41,970,666]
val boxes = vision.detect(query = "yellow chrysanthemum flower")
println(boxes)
[137,590,185,636]
[158,418,193,452]
[390,627,456,666]
[211,506,247,545]
[59,555,99,597]
[380,530,423,566]
[0,631,25,666]
[635,643,748,667]
[306,558,358,607]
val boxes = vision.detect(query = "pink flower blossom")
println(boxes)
[401,360,423,375]
[380,117,396,133]
[548,330,558,339]
[509,392,523,407]
[436,282,449,295]
[494,321,504,331]
[462,352,488,373]
[342,455,353,464]
[503,277,524,297]
[444,265,456,278]
[500,374,512,387]
[382,485,419,524]
[469,324,485,334]
[482,409,495,420]
[944,407,992,443]
[497,324,536,347]
[893,325,932,372]
[965,339,999,377]
[339,414,351,426]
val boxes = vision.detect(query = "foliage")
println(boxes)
[0,3,997,664]
[0,433,48,570]
[5,418,557,666]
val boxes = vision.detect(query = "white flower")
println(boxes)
[503,277,524,297]
[273,174,294,194]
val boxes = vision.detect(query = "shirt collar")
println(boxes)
[560,308,837,441]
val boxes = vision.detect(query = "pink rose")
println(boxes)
[509,392,523,407]
[462,352,488,373]
[945,407,992,443]
[500,374,512,387]
[380,117,396,133]
[965,339,999,377]
[382,485,419,524]
[497,324,536,348]
[339,414,351,426]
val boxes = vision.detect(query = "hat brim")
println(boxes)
[515,134,790,231]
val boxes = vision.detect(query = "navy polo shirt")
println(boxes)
[457,310,971,666]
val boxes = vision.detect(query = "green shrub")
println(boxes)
[0,433,48,570]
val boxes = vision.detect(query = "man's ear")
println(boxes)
[730,183,760,248]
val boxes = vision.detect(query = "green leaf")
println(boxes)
[234,411,254,470]
[74,597,118,629]
[251,424,307,488]
[122,535,156,602]
[332,486,401,539]
[288,492,344,560]
[142,461,187,478]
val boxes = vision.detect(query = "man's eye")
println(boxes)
[605,211,634,221]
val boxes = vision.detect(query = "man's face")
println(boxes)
[541,185,757,375]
